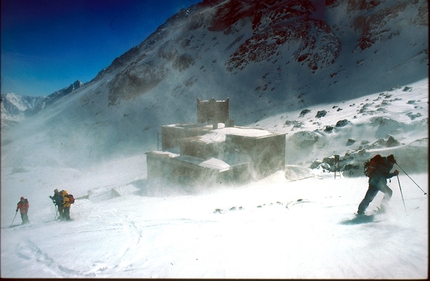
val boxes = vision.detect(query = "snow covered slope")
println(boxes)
[257,79,428,174]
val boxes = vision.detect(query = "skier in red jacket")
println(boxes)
[357,154,399,215]
[16,196,30,224]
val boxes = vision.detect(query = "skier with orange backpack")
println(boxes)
[61,190,74,221]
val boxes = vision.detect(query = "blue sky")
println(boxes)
[1,0,201,97]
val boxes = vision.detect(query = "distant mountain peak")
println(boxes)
[1,80,84,126]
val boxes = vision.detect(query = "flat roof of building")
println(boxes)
[163,123,282,143]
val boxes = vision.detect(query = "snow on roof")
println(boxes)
[173,155,231,172]
[111,184,140,197]
[199,126,273,143]
[198,157,230,172]
[147,151,179,158]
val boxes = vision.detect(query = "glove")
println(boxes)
[394,170,399,175]
[15,209,18,212]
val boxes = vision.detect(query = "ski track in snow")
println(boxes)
[16,239,89,277]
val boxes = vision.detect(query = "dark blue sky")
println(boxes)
[1,0,201,97]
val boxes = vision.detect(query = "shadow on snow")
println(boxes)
[340,215,377,225]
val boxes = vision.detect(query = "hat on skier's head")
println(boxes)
[20,196,24,200]
[54,189,59,192]
[387,154,396,163]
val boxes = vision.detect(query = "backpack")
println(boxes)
[363,154,382,177]
[67,194,75,204]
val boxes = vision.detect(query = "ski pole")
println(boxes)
[10,211,18,226]
[395,163,427,195]
[397,175,407,215]
[54,203,58,219]
[50,196,58,219]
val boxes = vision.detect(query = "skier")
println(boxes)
[62,190,72,221]
[16,196,30,224]
[357,154,399,215]
[49,189,63,219]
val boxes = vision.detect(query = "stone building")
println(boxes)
[145,98,286,185]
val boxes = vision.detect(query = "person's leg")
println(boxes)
[21,213,29,224]
[60,207,66,220]
[378,184,393,212]
[64,207,70,220]
[380,184,393,204]
[357,185,379,214]
[57,205,63,219]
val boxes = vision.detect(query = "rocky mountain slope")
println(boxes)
[1,0,427,169]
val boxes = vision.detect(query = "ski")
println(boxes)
[5,222,31,229]
[341,211,379,225]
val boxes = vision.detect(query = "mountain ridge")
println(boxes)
[1,0,427,170]
[1,80,83,127]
